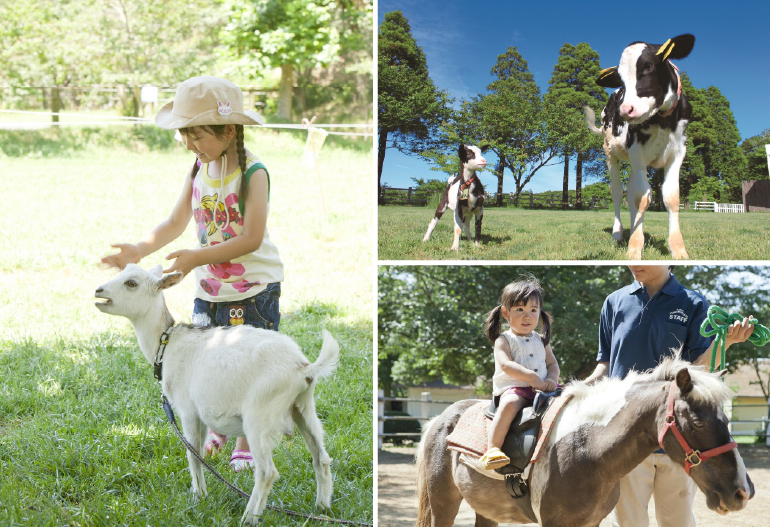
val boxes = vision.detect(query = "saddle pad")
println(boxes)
[446,401,490,456]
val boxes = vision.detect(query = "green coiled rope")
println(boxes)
[699,306,770,372]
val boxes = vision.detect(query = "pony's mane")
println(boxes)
[566,352,734,407]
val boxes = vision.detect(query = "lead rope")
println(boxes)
[699,306,770,373]
[160,397,371,526]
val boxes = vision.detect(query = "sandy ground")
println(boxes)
[378,444,770,527]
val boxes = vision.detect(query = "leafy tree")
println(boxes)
[378,266,770,394]
[222,0,337,120]
[377,10,452,203]
[544,42,607,208]
[740,129,770,182]
[680,73,746,202]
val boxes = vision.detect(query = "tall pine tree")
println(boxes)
[377,11,451,202]
[544,43,607,208]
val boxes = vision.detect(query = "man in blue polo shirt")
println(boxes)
[585,265,755,527]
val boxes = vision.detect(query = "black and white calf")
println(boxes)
[585,34,694,259]
[423,144,487,251]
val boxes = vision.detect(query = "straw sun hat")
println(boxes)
[155,76,264,130]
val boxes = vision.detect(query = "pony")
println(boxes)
[416,355,753,527]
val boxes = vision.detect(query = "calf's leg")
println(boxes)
[424,190,450,242]
[451,209,463,251]
[474,207,483,247]
[662,150,689,259]
[626,165,651,260]
[608,158,624,242]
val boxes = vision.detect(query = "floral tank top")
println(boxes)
[191,155,284,302]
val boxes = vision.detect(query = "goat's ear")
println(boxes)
[714,368,728,380]
[675,368,694,397]
[149,265,164,279]
[157,271,184,292]
[656,34,695,61]
[597,66,622,88]
[458,143,469,163]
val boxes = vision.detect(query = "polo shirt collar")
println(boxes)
[629,273,681,297]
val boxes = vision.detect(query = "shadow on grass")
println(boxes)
[601,228,671,257]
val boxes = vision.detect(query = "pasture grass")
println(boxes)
[379,205,770,260]
[0,128,373,525]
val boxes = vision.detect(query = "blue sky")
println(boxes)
[378,0,770,194]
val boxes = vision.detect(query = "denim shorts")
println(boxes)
[192,282,281,331]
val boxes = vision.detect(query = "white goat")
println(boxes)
[94,264,339,525]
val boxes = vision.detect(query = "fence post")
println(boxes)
[590,196,596,210]
[766,397,770,448]
[407,187,413,204]
[421,392,432,427]
[378,389,384,450]
[550,192,554,208]
[530,193,533,207]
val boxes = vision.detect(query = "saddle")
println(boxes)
[483,389,562,498]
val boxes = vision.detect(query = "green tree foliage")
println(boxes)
[377,10,452,202]
[680,73,747,202]
[378,266,770,395]
[544,43,608,208]
[741,129,770,182]
[223,0,372,121]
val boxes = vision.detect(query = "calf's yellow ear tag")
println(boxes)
[657,39,674,61]
[599,67,617,79]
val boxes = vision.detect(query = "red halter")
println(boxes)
[657,380,738,475]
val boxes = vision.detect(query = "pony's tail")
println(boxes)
[540,310,553,347]
[483,305,503,344]
[415,418,437,527]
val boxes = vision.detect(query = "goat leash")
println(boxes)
[160,396,372,526]
[699,306,770,373]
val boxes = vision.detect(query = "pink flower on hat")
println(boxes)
[217,100,232,118]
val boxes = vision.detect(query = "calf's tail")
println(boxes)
[584,106,603,135]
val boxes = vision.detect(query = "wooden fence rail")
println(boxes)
[380,187,611,209]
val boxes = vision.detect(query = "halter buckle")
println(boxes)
[685,450,702,467]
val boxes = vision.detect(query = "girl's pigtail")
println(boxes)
[539,310,553,347]
[484,305,503,344]
[190,157,200,180]
[236,125,248,206]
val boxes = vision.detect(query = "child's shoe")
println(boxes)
[479,447,510,470]
[230,450,255,472]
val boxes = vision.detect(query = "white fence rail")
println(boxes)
[378,390,770,448]
[694,201,745,213]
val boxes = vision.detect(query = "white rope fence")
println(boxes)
[0,110,373,136]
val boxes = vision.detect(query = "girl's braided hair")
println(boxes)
[483,275,552,346]
[180,124,249,203]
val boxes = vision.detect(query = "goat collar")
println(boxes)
[660,62,682,118]
[153,325,175,382]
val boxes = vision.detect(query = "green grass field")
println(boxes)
[0,128,373,525]
[379,205,770,260]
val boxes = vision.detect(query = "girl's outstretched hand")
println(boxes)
[101,244,141,269]
[164,249,200,277]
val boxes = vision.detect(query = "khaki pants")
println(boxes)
[610,454,696,527]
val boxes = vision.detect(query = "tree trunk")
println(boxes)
[378,130,388,204]
[562,152,570,209]
[51,87,61,123]
[575,151,583,210]
[278,63,294,120]
[496,158,505,206]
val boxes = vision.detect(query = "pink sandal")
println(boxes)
[230,450,254,472]
[204,430,229,457]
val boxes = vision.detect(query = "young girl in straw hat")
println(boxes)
[102,76,283,471]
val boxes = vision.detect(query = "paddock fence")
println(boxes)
[377,390,770,448]
[379,187,611,210]
[693,201,745,213]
